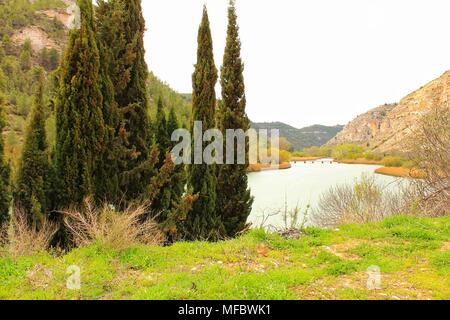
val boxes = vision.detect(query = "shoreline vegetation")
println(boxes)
[246,144,424,178]
[248,162,292,172]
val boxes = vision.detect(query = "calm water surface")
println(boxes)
[247,159,405,228]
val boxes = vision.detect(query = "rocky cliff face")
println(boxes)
[328,71,450,153]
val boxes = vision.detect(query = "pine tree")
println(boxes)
[97,0,154,204]
[217,0,253,237]
[185,7,224,240]
[0,93,11,228]
[55,0,105,207]
[14,72,53,228]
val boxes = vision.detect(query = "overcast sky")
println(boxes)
[141,0,450,128]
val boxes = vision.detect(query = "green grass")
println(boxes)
[0,215,449,300]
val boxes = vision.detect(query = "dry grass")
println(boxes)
[62,199,165,251]
[7,208,58,258]
[375,167,425,179]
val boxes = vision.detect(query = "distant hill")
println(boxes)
[251,122,344,151]
[0,0,192,166]
[328,71,450,153]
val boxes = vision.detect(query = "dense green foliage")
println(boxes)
[0,94,11,227]
[186,7,223,240]
[55,0,105,208]
[14,73,54,227]
[216,1,253,237]
[148,72,191,128]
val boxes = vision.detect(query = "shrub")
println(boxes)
[7,208,58,258]
[62,199,165,251]
[382,156,404,167]
[406,106,450,216]
[312,174,407,227]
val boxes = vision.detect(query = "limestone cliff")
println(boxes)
[328,71,450,153]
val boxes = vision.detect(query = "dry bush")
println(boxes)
[62,199,165,251]
[313,175,407,228]
[7,208,58,257]
[406,106,450,216]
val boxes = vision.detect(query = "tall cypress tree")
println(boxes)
[151,103,187,231]
[97,0,154,204]
[154,97,170,164]
[185,7,224,240]
[0,93,10,228]
[150,98,170,215]
[14,72,53,227]
[55,0,105,207]
[95,0,122,204]
[217,0,253,237]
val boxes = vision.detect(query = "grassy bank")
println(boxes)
[248,162,292,172]
[375,167,426,179]
[0,215,449,300]
[335,159,383,165]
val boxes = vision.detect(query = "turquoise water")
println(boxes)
[247,160,405,228]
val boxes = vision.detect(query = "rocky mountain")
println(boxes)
[328,71,450,153]
[251,122,344,151]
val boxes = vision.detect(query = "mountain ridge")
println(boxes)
[251,122,344,151]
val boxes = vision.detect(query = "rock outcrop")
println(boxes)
[328,71,450,153]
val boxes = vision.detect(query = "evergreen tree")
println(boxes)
[97,0,155,204]
[95,0,122,204]
[185,7,223,240]
[151,103,187,232]
[55,0,105,207]
[217,0,253,237]
[14,72,53,228]
[154,97,170,164]
[0,93,10,228]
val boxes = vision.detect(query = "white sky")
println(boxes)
[141,0,450,128]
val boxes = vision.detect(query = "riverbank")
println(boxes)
[375,167,425,179]
[291,156,322,162]
[248,162,292,172]
[1,215,448,300]
[335,158,383,165]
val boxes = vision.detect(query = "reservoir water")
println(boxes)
[247,160,405,228]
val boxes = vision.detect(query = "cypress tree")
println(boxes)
[0,93,10,228]
[185,7,224,240]
[95,0,122,204]
[150,98,170,215]
[97,0,154,204]
[118,0,154,204]
[55,0,105,207]
[151,104,187,232]
[154,97,170,164]
[14,72,53,227]
[217,0,253,237]
[165,107,187,224]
